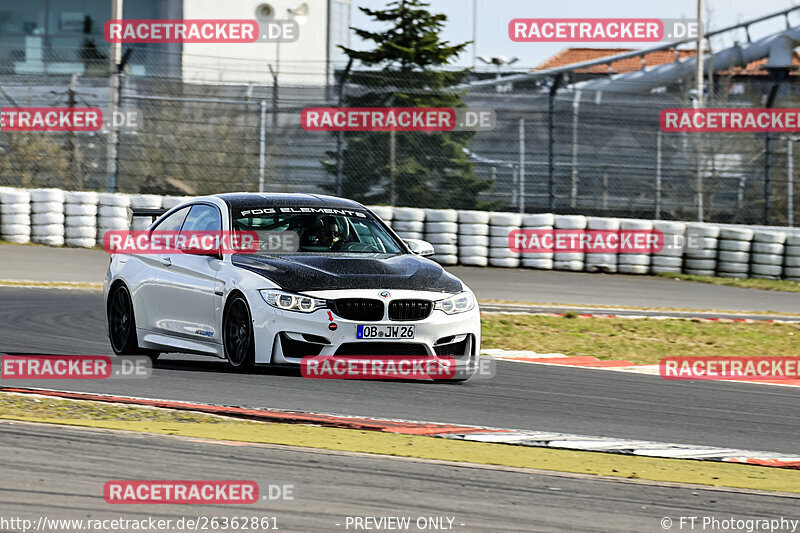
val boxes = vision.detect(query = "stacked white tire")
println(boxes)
[29,189,65,246]
[683,223,719,276]
[129,194,162,231]
[0,188,32,244]
[553,215,586,271]
[391,207,425,241]
[64,191,99,248]
[161,196,186,210]
[584,217,618,273]
[784,234,800,281]
[750,230,786,280]
[488,212,521,268]
[457,211,489,267]
[650,220,686,274]
[424,209,458,265]
[716,227,753,279]
[367,205,393,226]
[520,213,554,270]
[97,193,131,247]
[617,219,653,274]
[8,186,800,284]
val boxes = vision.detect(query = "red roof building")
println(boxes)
[533,47,800,78]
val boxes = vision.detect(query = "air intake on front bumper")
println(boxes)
[329,299,384,321]
[434,334,473,357]
[279,333,325,358]
[388,299,432,321]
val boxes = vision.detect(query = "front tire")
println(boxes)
[223,294,255,370]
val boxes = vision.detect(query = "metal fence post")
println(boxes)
[112,73,124,192]
[511,165,518,208]
[67,73,82,189]
[695,0,705,222]
[548,74,563,212]
[696,134,704,222]
[389,130,396,206]
[519,117,525,214]
[268,64,279,128]
[788,137,794,227]
[259,99,267,193]
[765,134,771,225]
[105,0,123,192]
[655,129,662,219]
[548,88,556,211]
[570,90,581,209]
[335,59,353,197]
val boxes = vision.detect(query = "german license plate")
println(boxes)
[356,325,415,339]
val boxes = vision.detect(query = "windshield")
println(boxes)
[230,208,404,254]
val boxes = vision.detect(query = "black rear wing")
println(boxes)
[129,208,168,224]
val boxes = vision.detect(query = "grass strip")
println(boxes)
[656,273,800,293]
[1,392,799,493]
[479,300,800,317]
[481,314,800,365]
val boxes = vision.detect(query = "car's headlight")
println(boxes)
[260,290,327,313]
[434,291,475,314]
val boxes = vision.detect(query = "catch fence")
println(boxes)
[1,48,796,225]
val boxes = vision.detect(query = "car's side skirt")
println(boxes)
[137,329,225,358]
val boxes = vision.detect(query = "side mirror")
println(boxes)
[404,239,435,257]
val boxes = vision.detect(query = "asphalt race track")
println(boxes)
[2,287,800,455]
[3,245,800,531]
[1,421,797,533]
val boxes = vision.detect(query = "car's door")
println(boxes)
[133,206,190,331]
[153,203,224,343]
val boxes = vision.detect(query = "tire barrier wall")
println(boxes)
[1,187,799,281]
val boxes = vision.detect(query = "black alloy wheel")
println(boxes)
[224,295,254,369]
[108,284,137,355]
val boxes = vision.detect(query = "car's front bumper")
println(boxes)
[247,289,481,372]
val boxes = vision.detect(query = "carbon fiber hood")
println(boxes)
[232,253,463,293]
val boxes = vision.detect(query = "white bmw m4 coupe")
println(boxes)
[104,193,481,380]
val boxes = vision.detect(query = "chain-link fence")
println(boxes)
[1,48,798,225]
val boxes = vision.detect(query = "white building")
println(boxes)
[181,0,352,86]
[0,0,353,86]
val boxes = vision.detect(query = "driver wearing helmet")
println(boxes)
[304,216,343,251]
